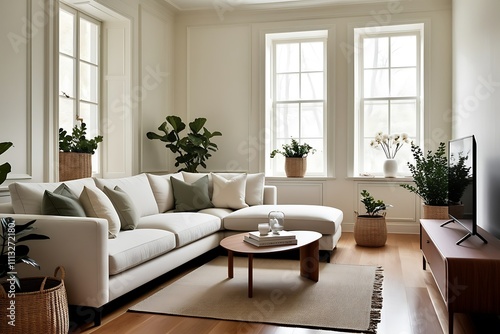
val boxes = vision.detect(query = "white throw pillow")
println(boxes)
[79,186,121,239]
[245,173,265,206]
[211,173,248,210]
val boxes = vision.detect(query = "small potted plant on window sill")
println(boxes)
[59,122,103,181]
[270,138,316,177]
[354,190,392,247]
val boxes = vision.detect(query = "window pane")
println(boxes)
[303,138,323,173]
[276,43,299,73]
[276,73,299,101]
[301,42,323,71]
[275,103,299,138]
[363,37,388,68]
[364,100,388,136]
[80,63,99,103]
[59,55,74,97]
[391,68,416,96]
[59,97,75,133]
[364,69,389,98]
[390,100,417,136]
[301,103,323,137]
[80,18,99,65]
[59,9,74,56]
[301,72,323,100]
[391,36,416,67]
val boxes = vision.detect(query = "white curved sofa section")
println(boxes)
[0,172,343,325]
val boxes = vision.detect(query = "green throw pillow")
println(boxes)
[42,183,86,217]
[171,175,213,212]
[103,186,140,230]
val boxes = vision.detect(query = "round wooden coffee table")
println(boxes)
[220,230,322,297]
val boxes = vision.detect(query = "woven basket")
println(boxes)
[285,157,307,177]
[354,214,387,247]
[0,267,69,334]
[422,204,449,219]
[59,152,92,181]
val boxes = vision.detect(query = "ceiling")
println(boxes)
[165,0,384,11]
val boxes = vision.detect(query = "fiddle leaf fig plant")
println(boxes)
[146,115,222,172]
[0,142,13,185]
[59,122,103,155]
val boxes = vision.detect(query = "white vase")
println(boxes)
[383,159,398,177]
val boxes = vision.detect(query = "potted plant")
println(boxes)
[400,142,449,219]
[58,122,103,181]
[354,190,391,247]
[270,138,316,177]
[146,115,222,172]
[0,142,13,185]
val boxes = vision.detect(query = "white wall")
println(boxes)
[453,0,500,237]
[173,0,452,233]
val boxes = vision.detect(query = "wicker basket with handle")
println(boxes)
[0,266,69,334]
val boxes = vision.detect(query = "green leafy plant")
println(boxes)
[1,217,50,288]
[146,115,222,172]
[59,122,103,155]
[270,138,316,158]
[448,153,471,204]
[400,142,448,206]
[0,142,13,184]
[359,190,391,217]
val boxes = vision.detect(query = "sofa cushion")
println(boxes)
[211,173,248,210]
[146,173,183,213]
[223,204,343,235]
[103,186,140,230]
[42,184,86,217]
[79,186,121,238]
[171,175,213,212]
[9,177,96,214]
[108,229,176,275]
[182,172,265,206]
[94,174,159,217]
[138,212,221,247]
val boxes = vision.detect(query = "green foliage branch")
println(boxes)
[270,138,316,158]
[146,115,222,172]
[59,122,103,155]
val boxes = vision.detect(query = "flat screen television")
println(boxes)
[441,135,487,245]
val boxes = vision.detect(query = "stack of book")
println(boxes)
[244,230,297,247]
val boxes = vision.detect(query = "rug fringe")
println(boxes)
[366,266,384,334]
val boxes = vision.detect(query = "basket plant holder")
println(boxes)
[0,266,69,334]
[354,213,387,247]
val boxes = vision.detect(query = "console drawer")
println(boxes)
[421,228,447,302]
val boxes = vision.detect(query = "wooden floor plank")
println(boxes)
[74,232,499,334]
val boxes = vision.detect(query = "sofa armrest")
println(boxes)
[0,202,14,214]
[0,214,109,308]
[263,185,277,205]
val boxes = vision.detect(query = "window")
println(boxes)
[266,31,328,177]
[59,4,101,173]
[354,24,423,176]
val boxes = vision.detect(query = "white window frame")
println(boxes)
[353,23,424,177]
[59,3,101,174]
[265,30,328,177]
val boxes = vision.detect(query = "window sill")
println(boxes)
[348,175,414,182]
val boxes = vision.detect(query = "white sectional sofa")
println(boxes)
[0,172,343,326]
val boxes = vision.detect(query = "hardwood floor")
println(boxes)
[72,233,500,334]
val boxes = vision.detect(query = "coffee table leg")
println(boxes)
[300,240,319,282]
[227,250,234,279]
[248,253,253,298]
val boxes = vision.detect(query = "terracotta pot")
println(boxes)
[59,152,92,181]
[284,157,307,177]
[422,204,449,219]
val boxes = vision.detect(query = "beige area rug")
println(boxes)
[130,256,383,333]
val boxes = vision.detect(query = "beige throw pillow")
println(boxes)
[211,173,248,210]
[79,186,121,238]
